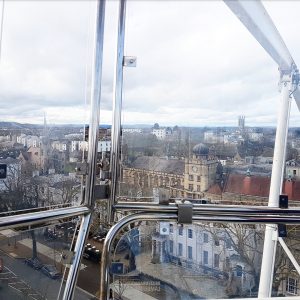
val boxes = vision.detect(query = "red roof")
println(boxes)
[208,183,222,195]
[224,174,270,197]
[283,180,300,201]
[223,174,300,201]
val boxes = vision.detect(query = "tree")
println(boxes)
[204,223,263,296]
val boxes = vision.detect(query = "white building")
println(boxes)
[70,140,111,153]
[152,222,260,295]
[0,158,21,191]
[51,141,68,152]
[152,128,166,139]
[248,132,263,142]
[122,128,142,134]
[204,131,224,144]
[17,134,40,148]
[98,141,111,152]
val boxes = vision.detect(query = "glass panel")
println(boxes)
[74,221,108,299]
[117,1,283,206]
[0,1,94,213]
[0,219,91,300]
[103,221,264,299]
[273,225,300,297]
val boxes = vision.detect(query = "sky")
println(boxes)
[0,1,300,127]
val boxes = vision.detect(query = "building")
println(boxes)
[238,116,245,132]
[122,143,220,199]
[206,172,300,206]
[122,128,142,134]
[151,221,261,297]
[152,128,167,139]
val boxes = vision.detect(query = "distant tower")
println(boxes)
[238,115,245,131]
[43,112,48,137]
[41,112,50,173]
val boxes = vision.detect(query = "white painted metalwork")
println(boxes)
[223,1,299,297]
[224,0,295,73]
[278,237,300,276]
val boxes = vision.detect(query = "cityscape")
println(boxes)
[0,115,298,298]
[2,0,300,299]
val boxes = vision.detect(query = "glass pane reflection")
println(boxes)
[107,221,265,299]
[0,219,91,300]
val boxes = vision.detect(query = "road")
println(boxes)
[0,252,93,300]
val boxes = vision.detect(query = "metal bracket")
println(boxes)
[279,194,288,208]
[158,188,170,205]
[278,224,287,237]
[177,202,193,224]
[75,162,88,175]
[94,183,109,199]
[123,56,137,67]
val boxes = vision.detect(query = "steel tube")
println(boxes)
[63,213,92,300]
[99,212,300,299]
[278,237,300,276]
[63,1,106,299]
[259,76,292,298]
[114,202,300,216]
[84,0,106,208]
[109,0,127,224]
[99,213,178,300]
[0,206,89,230]
[224,0,295,72]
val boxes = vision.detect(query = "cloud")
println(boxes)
[0,1,299,127]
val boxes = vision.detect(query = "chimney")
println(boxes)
[243,175,251,195]
[284,179,294,200]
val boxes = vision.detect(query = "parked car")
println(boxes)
[83,245,101,263]
[24,258,43,270]
[41,265,61,279]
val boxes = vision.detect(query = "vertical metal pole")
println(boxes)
[62,214,91,300]
[109,0,127,224]
[62,1,106,299]
[258,74,292,297]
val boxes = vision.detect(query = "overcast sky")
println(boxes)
[0,1,300,127]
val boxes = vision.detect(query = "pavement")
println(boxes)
[0,229,93,300]
[135,252,227,299]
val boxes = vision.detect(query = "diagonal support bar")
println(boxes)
[278,237,300,276]
[224,0,295,72]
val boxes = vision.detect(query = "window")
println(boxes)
[188,246,193,259]
[287,277,298,294]
[197,185,200,192]
[197,175,201,182]
[203,233,208,243]
[188,184,193,191]
[214,254,219,268]
[170,224,173,233]
[169,240,173,254]
[293,169,297,176]
[188,229,193,239]
[226,238,231,249]
[178,243,183,256]
[189,175,193,181]
[225,257,230,268]
[236,265,243,277]
[203,251,208,264]
[179,226,183,236]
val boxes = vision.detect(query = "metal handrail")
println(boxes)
[114,202,300,216]
[99,210,300,300]
[0,205,90,230]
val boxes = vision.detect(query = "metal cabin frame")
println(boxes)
[1,1,300,299]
